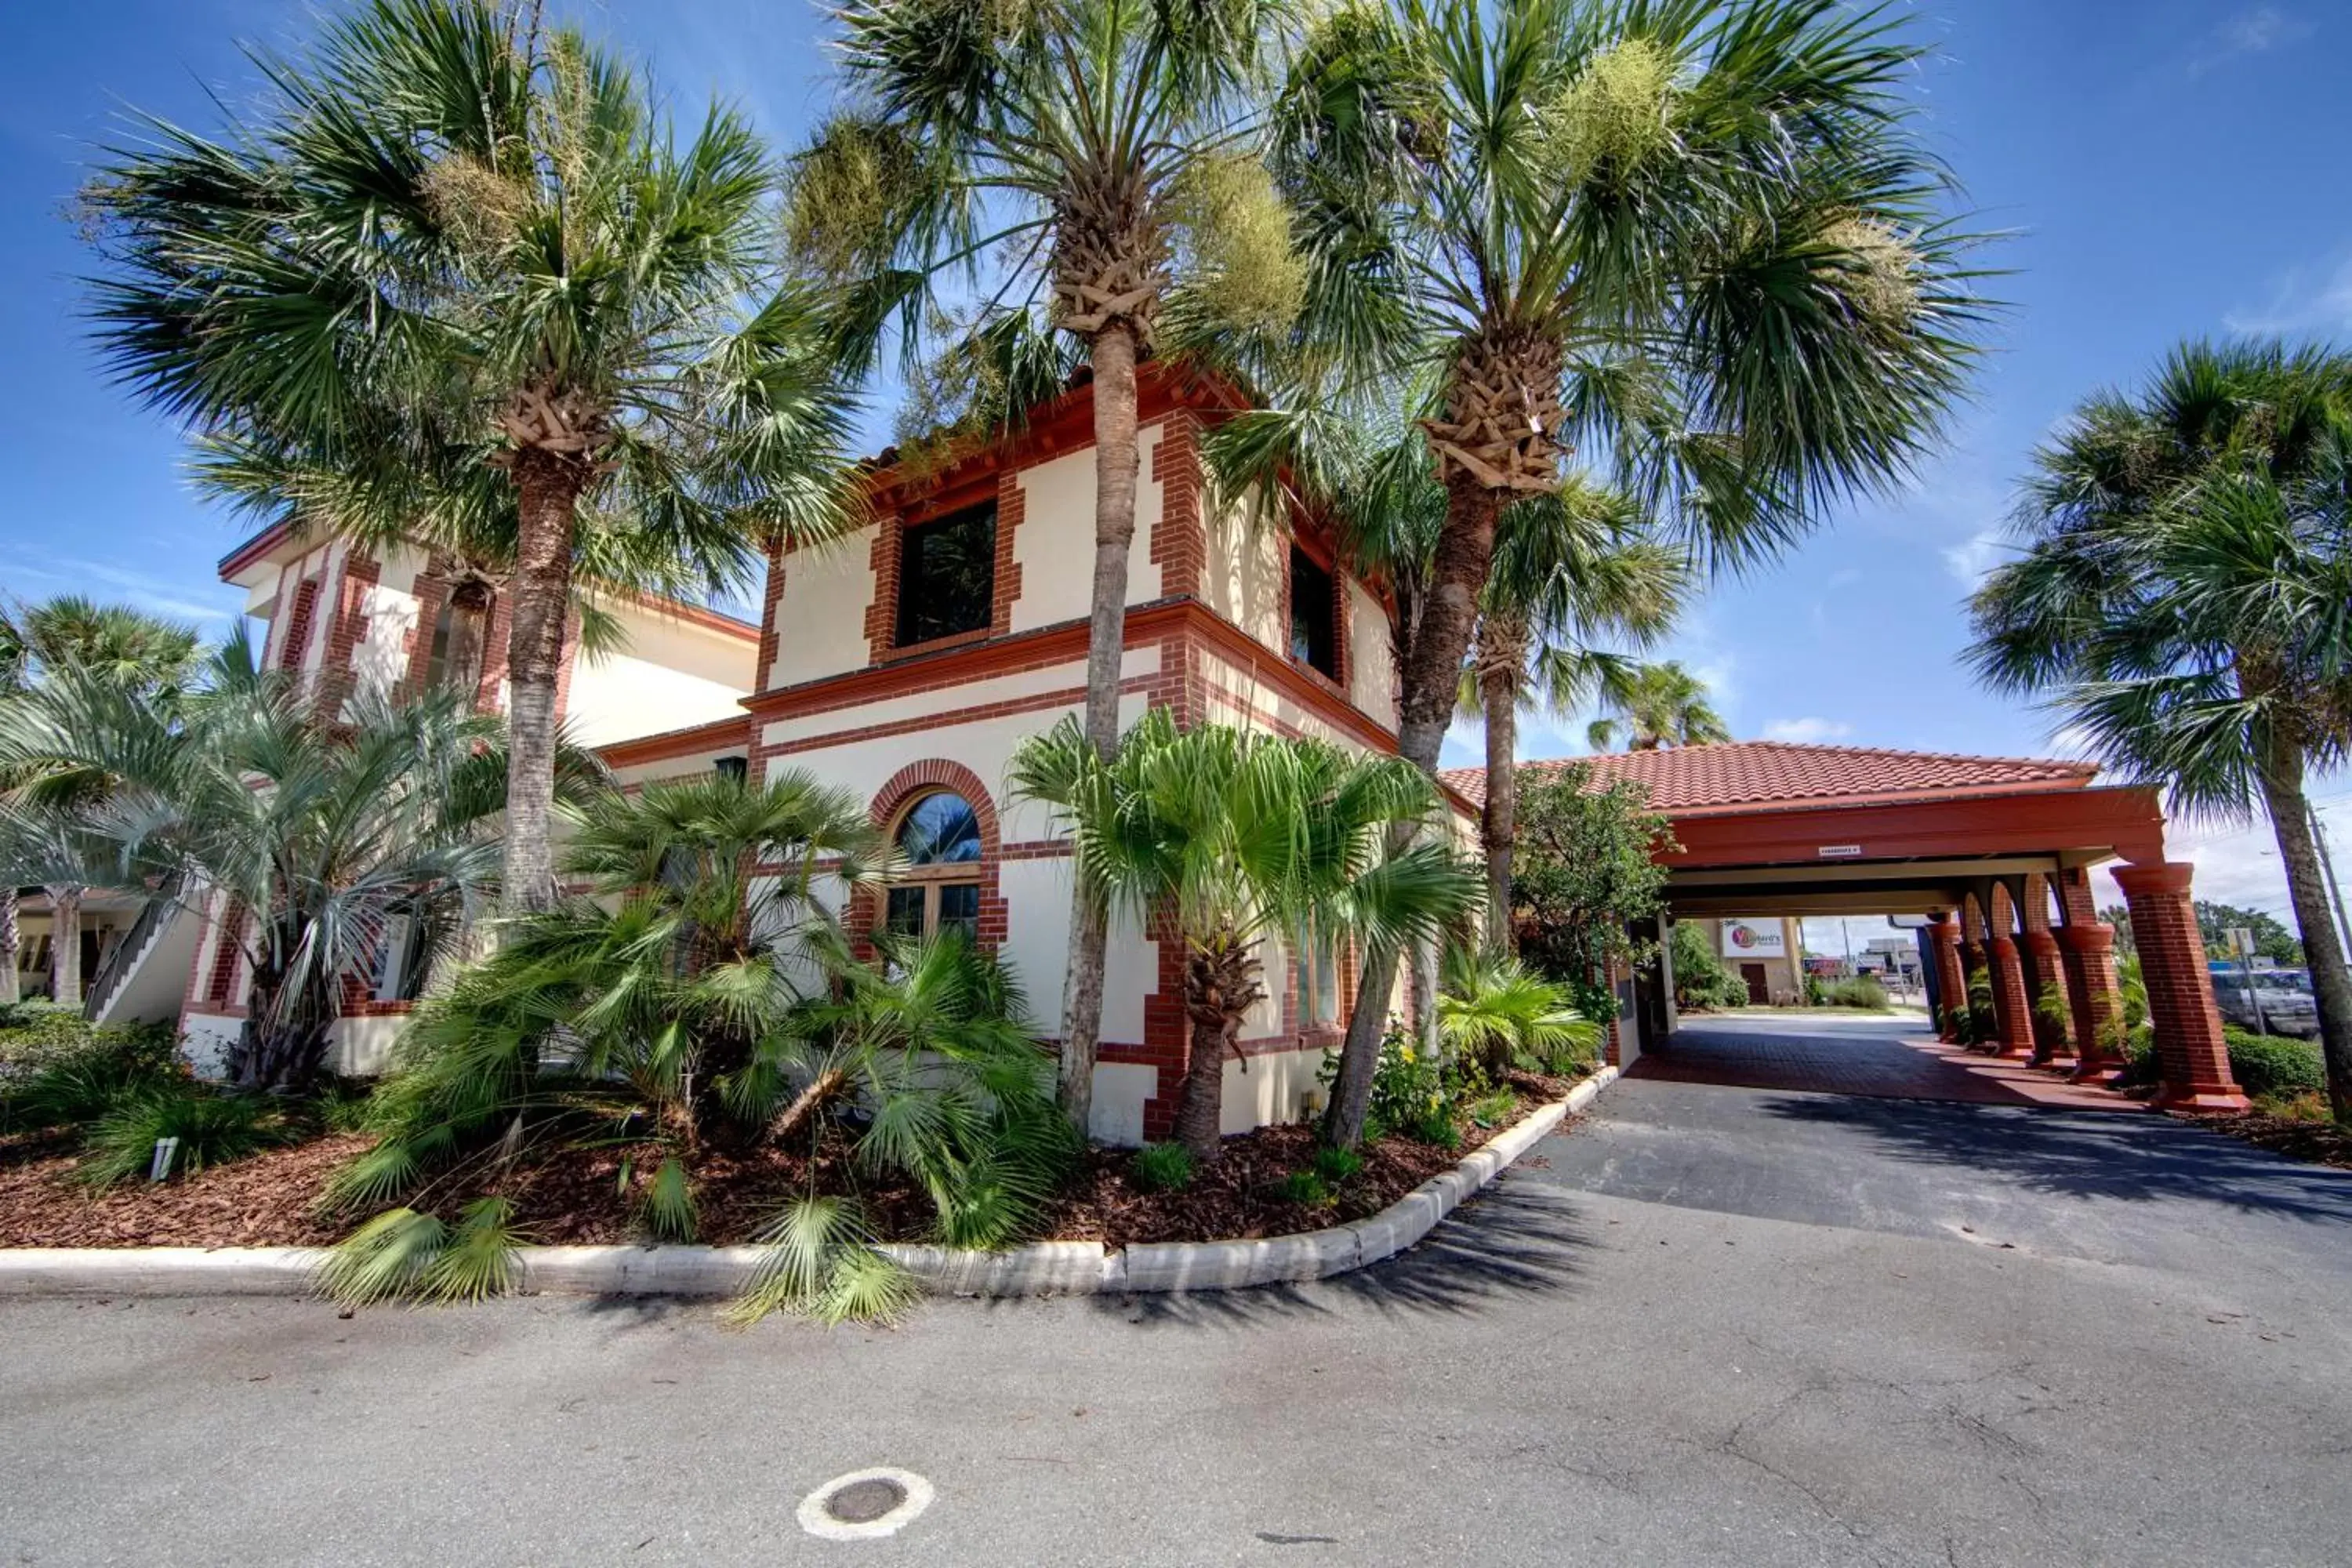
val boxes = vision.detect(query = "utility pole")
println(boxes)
[2313,802,2352,964]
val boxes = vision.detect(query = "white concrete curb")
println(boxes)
[0,1066,1618,1301]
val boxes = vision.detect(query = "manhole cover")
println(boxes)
[826,1479,906,1524]
[797,1468,935,1541]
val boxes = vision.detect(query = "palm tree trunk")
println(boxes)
[502,449,586,916]
[1325,474,1505,1149]
[0,887,18,1005]
[1058,319,1143,1135]
[1479,612,1526,956]
[46,885,82,1007]
[1176,935,1259,1161]
[2254,734,2352,1120]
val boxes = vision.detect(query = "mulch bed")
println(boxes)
[0,1072,1583,1253]
[2167,1109,2352,1171]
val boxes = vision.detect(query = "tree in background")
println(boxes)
[1968,339,2352,1121]
[1510,763,1675,1028]
[1262,0,1987,1142]
[1584,659,1731,753]
[789,0,1303,1134]
[2194,900,2303,965]
[0,597,202,1006]
[2098,903,2136,960]
[1668,917,1748,1011]
[83,0,861,919]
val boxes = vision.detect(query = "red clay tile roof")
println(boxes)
[1439,741,2099,816]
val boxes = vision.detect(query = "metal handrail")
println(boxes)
[82,882,178,1022]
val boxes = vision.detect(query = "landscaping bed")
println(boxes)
[0,1072,1584,1254]
[2169,1102,2352,1172]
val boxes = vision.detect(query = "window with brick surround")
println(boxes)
[895,502,997,647]
[884,789,984,942]
[1289,546,1338,681]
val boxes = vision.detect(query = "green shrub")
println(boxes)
[78,1084,285,1186]
[1132,1141,1196,1192]
[1824,976,1889,1011]
[1802,973,1828,1007]
[2223,1028,2324,1100]
[1333,1025,1453,1142]
[1466,1087,1519,1128]
[1406,1107,1461,1150]
[1273,1169,1333,1207]
[1311,1145,1364,1184]
[1,1017,183,1134]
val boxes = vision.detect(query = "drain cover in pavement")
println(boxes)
[798,1468,934,1541]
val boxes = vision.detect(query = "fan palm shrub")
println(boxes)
[331,770,1072,1320]
[789,0,1305,1133]
[82,0,863,916]
[0,628,551,1090]
[1966,339,2352,1120]
[1011,709,1482,1159]
[1436,945,1600,1080]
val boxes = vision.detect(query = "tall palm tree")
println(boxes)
[1967,339,2352,1121]
[1585,660,1731,752]
[1249,0,1987,1146]
[790,0,1301,1131]
[0,596,202,1004]
[82,0,861,915]
[1011,709,1480,1159]
[1473,484,1690,946]
[0,628,558,1087]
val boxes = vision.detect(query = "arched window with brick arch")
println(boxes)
[868,761,1007,952]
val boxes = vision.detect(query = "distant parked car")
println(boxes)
[2209,965,2321,1039]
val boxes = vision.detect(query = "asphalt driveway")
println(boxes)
[5,1039,2350,1567]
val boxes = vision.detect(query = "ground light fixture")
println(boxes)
[797,1468,935,1541]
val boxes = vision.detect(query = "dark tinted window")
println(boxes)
[895,503,996,646]
[897,792,983,865]
[1290,546,1338,679]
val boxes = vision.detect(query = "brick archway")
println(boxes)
[859,760,1009,955]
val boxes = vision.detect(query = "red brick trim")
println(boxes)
[597,715,757,771]
[401,571,452,705]
[320,554,379,713]
[855,760,1008,959]
[278,576,321,673]
[1149,411,1205,601]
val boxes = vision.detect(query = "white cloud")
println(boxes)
[1761,717,1853,744]
[2190,5,2312,76]
[1941,530,2005,589]
[12,558,244,626]
[2224,251,2352,336]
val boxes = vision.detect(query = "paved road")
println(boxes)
[6,1018,2350,1567]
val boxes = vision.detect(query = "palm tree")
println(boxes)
[1434,944,1599,1080]
[0,628,550,1087]
[1966,339,2352,1121]
[1473,484,1690,946]
[790,0,1301,1131]
[1585,660,1731,752]
[328,771,1069,1322]
[0,596,202,1005]
[1248,0,1985,1145]
[1011,710,1481,1160]
[82,0,861,915]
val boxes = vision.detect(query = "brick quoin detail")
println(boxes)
[754,541,786,691]
[1149,412,1206,601]
[2114,861,2247,1110]
[318,555,379,716]
[399,571,452,705]
[277,577,321,673]
[855,760,1009,962]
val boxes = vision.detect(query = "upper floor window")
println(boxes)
[1289,546,1338,681]
[895,502,997,648]
[884,789,984,942]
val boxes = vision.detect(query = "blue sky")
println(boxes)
[3,1,2348,939]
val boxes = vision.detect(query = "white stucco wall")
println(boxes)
[768,528,878,689]
[1221,1044,1327,1134]
[567,608,757,748]
[1346,579,1399,730]
[344,545,427,712]
[1202,488,1287,653]
[1009,422,1166,632]
[1192,643,1374,753]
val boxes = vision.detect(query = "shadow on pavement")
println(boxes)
[1758,1092,2352,1228]
[1090,1181,1595,1330]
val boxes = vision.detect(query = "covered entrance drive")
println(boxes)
[1465,742,2251,1112]
[1632,1012,2146,1110]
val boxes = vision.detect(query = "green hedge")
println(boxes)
[2118,1022,2322,1100]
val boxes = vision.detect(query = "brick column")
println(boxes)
[2056,922,2125,1079]
[1929,917,1967,1042]
[1985,934,2037,1057]
[2023,929,2071,1065]
[1958,935,1988,1048]
[2113,862,2248,1112]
